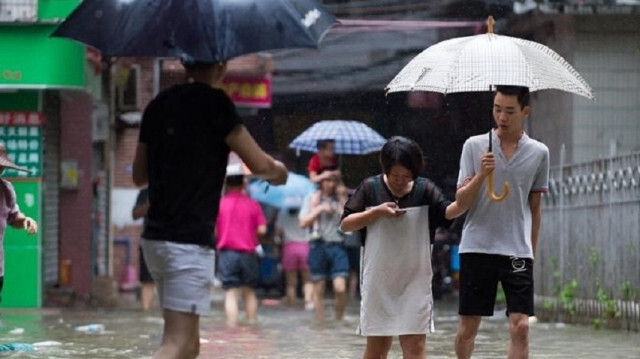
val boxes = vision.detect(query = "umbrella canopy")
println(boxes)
[52,0,336,62]
[289,120,386,155]
[248,173,316,209]
[386,29,595,101]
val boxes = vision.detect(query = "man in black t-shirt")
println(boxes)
[133,61,287,359]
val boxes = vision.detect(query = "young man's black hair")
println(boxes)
[495,85,530,109]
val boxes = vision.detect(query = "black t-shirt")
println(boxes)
[139,82,242,247]
[341,174,452,244]
[134,188,149,228]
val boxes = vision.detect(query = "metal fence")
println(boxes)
[536,150,640,329]
[0,0,37,22]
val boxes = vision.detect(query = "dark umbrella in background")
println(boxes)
[52,0,336,62]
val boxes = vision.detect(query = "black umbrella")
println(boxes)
[52,0,336,62]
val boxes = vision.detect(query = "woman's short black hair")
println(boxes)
[379,136,424,179]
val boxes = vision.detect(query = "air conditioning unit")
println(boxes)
[0,0,37,22]
[116,65,141,111]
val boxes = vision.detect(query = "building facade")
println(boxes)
[0,0,107,307]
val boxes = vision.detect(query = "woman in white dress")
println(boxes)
[340,137,464,359]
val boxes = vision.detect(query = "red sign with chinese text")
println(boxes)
[221,76,271,108]
[0,112,45,126]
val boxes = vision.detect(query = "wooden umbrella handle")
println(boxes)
[487,172,510,201]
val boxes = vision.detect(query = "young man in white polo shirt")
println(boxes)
[454,86,549,359]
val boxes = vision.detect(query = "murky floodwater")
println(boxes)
[1,293,639,358]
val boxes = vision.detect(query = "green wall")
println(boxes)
[38,0,82,20]
[2,181,42,308]
[0,26,86,88]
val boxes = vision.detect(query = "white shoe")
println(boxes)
[304,302,314,311]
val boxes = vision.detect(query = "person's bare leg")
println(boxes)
[348,271,359,299]
[455,316,481,359]
[224,288,240,327]
[141,283,156,311]
[507,313,529,359]
[285,271,298,307]
[362,336,393,359]
[332,276,347,321]
[242,286,259,324]
[301,270,314,308]
[313,280,326,321]
[399,334,426,359]
[152,309,200,359]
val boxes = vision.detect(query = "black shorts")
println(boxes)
[458,253,534,317]
[217,249,260,290]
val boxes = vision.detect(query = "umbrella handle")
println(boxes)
[487,172,510,202]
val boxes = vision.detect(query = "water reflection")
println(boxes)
[0,299,639,358]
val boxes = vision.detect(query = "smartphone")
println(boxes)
[394,208,407,213]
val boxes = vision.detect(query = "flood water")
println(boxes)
[1,292,639,358]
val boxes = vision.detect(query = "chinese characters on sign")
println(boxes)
[221,76,271,108]
[0,124,42,178]
[0,112,45,126]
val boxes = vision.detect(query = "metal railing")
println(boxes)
[537,151,640,328]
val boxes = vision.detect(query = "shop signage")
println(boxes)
[222,76,271,108]
[0,126,43,178]
[0,112,45,126]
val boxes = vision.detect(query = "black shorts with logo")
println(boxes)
[458,253,534,317]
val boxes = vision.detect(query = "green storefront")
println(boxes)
[0,0,98,308]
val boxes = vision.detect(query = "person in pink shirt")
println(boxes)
[216,174,267,326]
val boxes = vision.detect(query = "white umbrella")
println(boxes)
[386,19,594,101]
[385,17,595,201]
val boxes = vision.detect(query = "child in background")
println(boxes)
[216,174,267,326]
[307,139,346,239]
[275,207,314,309]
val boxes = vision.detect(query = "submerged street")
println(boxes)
[1,292,639,358]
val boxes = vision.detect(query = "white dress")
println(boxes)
[358,205,434,336]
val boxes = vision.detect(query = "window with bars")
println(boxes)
[0,0,37,22]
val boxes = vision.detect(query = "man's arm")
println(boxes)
[132,144,148,187]
[132,200,150,220]
[225,124,287,185]
[455,152,495,211]
[529,192,542,257]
